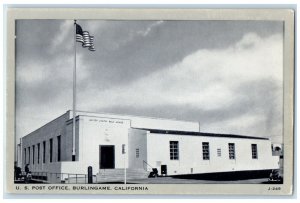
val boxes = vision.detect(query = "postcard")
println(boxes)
[5,8,294,195]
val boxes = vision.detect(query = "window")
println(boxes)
[28,147,30,164]
[57,136,61,162]
[122,144,126,154]
[43,141,46,163]
[37,143,40,164]
[202,142,210,160]
[251,144,258,159]
[24,148,26,164]
[228,143,235,159]
[50,138,53,163]
[32,145,35,164]
[170,141,179,160]
[136,148,139,158]
[217,148,221,157]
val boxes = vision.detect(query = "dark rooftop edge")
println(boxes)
[132,128,269,140]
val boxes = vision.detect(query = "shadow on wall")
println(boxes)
[171,170,273,181]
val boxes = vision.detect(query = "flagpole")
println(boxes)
[72,20,77,161]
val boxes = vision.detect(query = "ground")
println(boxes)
[16,177,279,184]
[97,177,274,184]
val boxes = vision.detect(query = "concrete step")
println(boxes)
[97,168,149,182]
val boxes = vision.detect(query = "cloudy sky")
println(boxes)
[16,20,283,143]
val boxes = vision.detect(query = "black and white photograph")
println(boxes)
[6,8,294,195]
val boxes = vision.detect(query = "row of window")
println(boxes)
[24,139,258,163]
[24,136,61,165]
[169,141,258,160]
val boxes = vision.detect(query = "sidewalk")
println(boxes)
[96,177,270,184]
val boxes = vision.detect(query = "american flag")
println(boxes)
[76,23,95,51]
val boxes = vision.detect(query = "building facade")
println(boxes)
[20,110,280,182]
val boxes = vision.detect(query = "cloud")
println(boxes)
[105,20,164,50]
[15,20,283,143]
[17,54,74,88]
[17,63,50,84]
[137,20,164,36]
[79,33,282,109]
[49,20,73,53]
[70,21,283,93]
[77,33,283,142]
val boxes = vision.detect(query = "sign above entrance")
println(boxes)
[88,117,130,127]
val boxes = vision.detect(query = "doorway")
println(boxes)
[161,165,167,175]
[99,145,115,169]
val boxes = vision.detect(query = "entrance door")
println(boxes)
[99,145,115,169]
[161,165,167,175]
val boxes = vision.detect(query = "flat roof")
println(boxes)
[72,110,199,124]
[133,128,269,140]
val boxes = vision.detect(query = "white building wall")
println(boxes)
[16,144,22,167]
[146,133,279,175]
[64,119,80,161]
[74,111,200,132]
[61,116,131,174]
[21,111,279,178]
[60,112,200,175]
[21,112,70,173]
[128,129,148,170]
